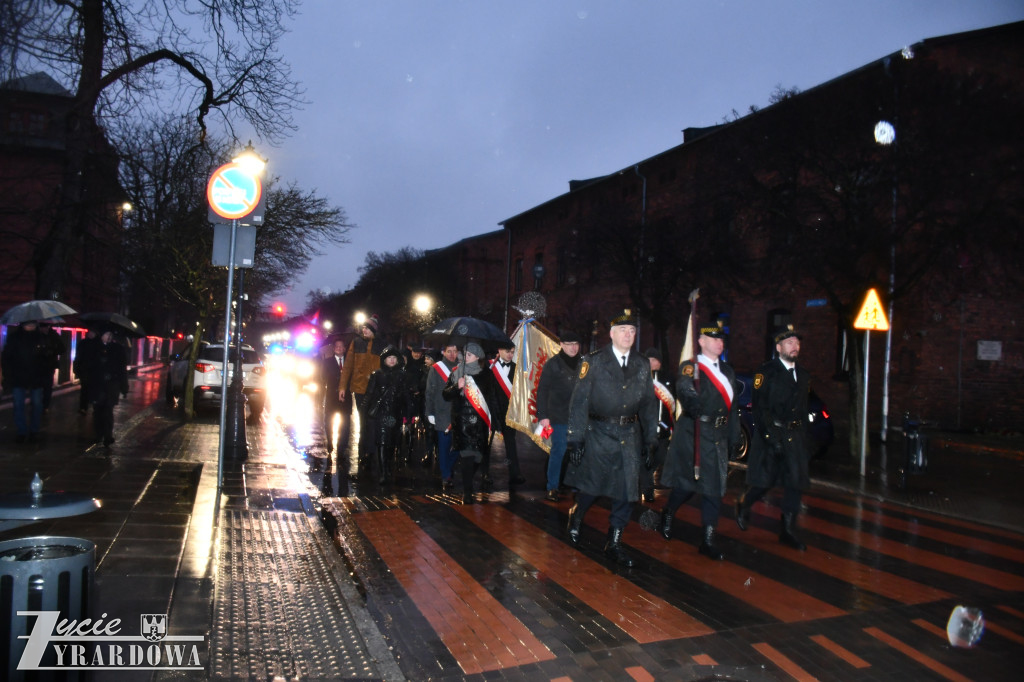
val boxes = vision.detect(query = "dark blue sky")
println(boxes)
[267,1,1023,314]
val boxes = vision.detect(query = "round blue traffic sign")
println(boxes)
[207,163,263,220]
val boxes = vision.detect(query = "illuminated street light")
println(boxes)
[323,320,333,331]
[413,294,432,315]
[354,311,367,326]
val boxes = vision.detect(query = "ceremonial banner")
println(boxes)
[506,319,563,452]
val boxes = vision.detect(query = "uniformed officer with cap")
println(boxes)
[564,309,659,567]
[735,324,811,550]
[657,321,740,560]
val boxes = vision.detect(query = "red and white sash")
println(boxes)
[653,378,675,415]
[433,361,455,382]
[463,375,491,430]
[490,361,512,398]
[697,355,733,410]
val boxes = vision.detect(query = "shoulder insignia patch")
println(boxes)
[579,361,589,379]
[682,364,694,377]
[753,373,764,390]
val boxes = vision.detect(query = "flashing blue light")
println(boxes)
[268,343,285,355]
[295,332,316,351]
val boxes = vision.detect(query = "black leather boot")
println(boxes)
[461,457,476,503]
[603,528,635,568]
[779,512,807,550]
[566,504,584,546]
[698,525,724,560]
[658,509,674,540]
[735,493,751,531]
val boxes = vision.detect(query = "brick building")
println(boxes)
[456,22,1022,434]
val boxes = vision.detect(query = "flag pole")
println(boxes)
[686,289,701,480]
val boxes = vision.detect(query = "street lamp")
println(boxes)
[354,311,366,327]
[875,120,897,443]
[413,294,432,315]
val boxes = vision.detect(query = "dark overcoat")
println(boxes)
[442,364,501,454]
[661,357,740,498]
[746,358,811,490]
[564,345,659,502]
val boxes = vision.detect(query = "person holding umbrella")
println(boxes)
[87,330,130,446]
[1,321,50,443]
[442,342,501,504]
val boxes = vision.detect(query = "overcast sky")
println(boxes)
[267,1,1023,314]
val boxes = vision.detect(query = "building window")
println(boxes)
[532,253,544,290]
[514,257,523,293]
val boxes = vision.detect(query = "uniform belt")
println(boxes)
[698,415,728,428]
[773,419,803,429]
[589,413,638,425]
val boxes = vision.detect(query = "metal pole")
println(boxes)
[217,218,238,492]
[880,179,897,442]
[860,330,871,477]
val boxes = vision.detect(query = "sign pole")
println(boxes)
[860,330,870,477]
[216,218,238,492]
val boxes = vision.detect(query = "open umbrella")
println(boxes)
[425,316,512,350]
[0,300,77,325]
[78,312,146,338]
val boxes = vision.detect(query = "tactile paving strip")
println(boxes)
[211,509,383,680]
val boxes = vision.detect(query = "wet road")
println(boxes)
[257,373,1024,681]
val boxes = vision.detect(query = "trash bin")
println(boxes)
[0,536,95,680]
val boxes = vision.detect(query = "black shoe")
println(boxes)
[481,473,493,488]
[603,528,635,568]
[779,512,807,550]
[442,478,454,491]
[658,509,673,540]
[698,525,724,560]
[510,475,527,486]
[566,504,583,546]
[103,436,114,447]
[462,494,474,505]
[642,489,655,504]
[735,495,751,531]
[545,489,560,502]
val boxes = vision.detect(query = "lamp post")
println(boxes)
[208,143,266,490]
[875,120,897,443]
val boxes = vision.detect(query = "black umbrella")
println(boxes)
[425,316,512,350]
[79,312,146,338]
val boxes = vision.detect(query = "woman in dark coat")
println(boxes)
[88,331,129,446]
[442,342,501,503]
[360,345,413,484]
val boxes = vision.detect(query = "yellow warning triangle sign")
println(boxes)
[853,288,889,331]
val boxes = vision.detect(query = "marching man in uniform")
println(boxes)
[657,322,740,560]
[564,310,659,568]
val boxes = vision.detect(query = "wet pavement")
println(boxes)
[0,367,1022,680]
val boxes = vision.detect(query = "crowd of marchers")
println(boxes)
[319,308,818,565]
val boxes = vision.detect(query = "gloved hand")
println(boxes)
[643,444,655,469]
[428,415,435,425]
[566,442,584,466]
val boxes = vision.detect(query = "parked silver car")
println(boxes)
[166,343,267,417]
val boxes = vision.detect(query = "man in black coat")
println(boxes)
[321,339,348,454]
[536,331,582,501]
[564,310,659,567]
[735,325,812,550]
[658,323,740,560]
[1,321,50,442]
[487,343,526,488]
[88,331,129,447]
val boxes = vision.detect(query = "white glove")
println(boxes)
[428,415,435,425]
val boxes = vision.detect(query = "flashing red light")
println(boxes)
[820,407,830,420]
[273,303,286,317]
[175,332,184,339]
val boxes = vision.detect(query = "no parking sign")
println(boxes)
[207,162,265,224]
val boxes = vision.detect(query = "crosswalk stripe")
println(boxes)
[805,496,1024,564]
[457,504,713,642]
[749,501,1024,590]
[586,506,845,622]
[751,642,818,681]
[809,634,870,668]
[356,508,555,675]
[864,626,972,682]
[671,502,951,604]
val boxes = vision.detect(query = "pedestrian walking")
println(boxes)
[657,323,740,560]
[487,343,526,488]
[442,342,501,504]
[735,325,812,550]
[641,347,674,503]
[361,345,413,484]
[1,321,50,442]
[339,315,381,474]
[564,311,659,567]
[38,321,64,411]
[321,339,348,454]
[88,331,129,447]
[425,343,459,488]
[535,331,582,501]
[74,329,101,414]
